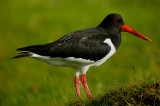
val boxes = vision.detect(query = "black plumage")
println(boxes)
[17,28,112,61]
[12,14,123,61]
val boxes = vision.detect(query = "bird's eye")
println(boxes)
[113,18,118,22]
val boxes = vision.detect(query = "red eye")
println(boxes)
[113,18,118,22]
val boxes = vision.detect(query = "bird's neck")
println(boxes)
[97,26,121,50]
[105,28,121,50]
[110,32,121,50]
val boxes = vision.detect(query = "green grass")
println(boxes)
[0,0,160,105]
[69,81,160,105]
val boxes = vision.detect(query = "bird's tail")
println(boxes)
[11,43,51,59]
[11,52,32,59]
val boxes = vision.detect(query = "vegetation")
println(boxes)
[0,0,160,105]
[69,81,160,105]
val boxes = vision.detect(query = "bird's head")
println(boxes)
[99,14,152,42]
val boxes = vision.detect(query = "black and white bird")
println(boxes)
[12,14,151,98]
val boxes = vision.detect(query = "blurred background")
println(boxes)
[0,0,160,105]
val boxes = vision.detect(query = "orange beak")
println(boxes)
[121,24,152,42]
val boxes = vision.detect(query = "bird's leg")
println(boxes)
[81,74,92,98]
[75,75,80,97]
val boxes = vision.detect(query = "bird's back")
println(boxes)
[15,27,111,61]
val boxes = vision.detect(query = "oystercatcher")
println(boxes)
[11,14,151,98]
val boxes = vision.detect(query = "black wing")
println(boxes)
[17,29,111,61]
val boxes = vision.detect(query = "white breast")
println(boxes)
[91,38,116,66]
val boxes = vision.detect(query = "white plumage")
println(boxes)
[31,38,116,75]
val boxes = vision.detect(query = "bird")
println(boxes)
[11,14,151,99]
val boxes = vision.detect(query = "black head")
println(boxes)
[99,14,125,31]
[99,14,152,42]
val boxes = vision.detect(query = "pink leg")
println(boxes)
[81,74,92,98]
[75,75,80,97]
